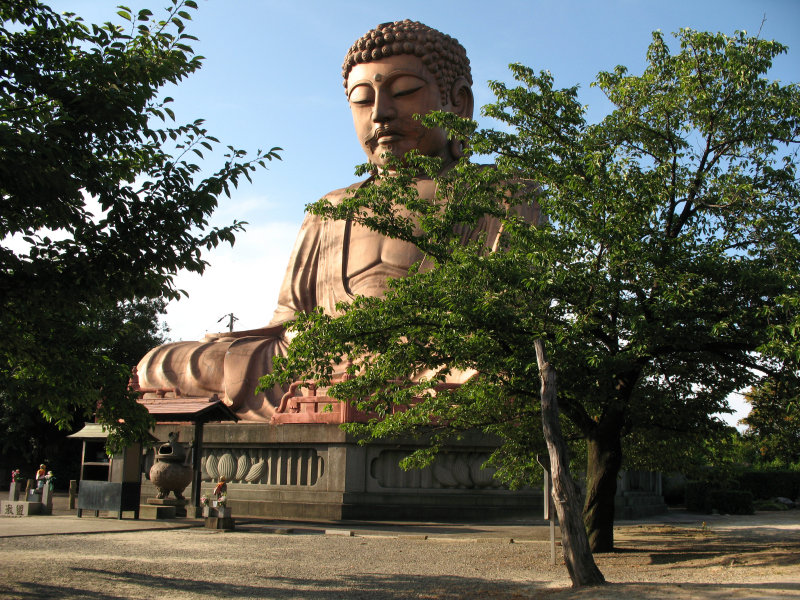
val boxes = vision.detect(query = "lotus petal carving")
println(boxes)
[469,454,495,488]
[204,454,218,480]
[245,459,267,483]
[432,455,459,488]
[235,453,249,481]
[452,455,473,487]
[217,452,236,481]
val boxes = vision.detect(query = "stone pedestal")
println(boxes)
[141,497,186,519]
[8,481,20,502]
[202,505,231,518]
[1,500,42,517]
[204,516,235,530]
[201,502,234,528]
[140,504,176,519]
[40,484,53,515]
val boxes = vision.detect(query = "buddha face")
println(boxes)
[346,54,454,170]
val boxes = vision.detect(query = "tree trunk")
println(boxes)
[583,428,623,553]
[535,340,605,587]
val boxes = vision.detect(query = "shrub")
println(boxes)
[753,499,789,511]
[662,473,687,506]
[735,470,800,500]
[686,482,755,514]
[709,490,754,515]
[685,481,712,513]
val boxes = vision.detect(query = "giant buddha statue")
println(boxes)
[137,20,537,421]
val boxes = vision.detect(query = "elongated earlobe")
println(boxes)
[447,78,473,160]
[450,138,464,159]
[449,77,474,120]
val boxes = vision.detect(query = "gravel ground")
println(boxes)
[0,511,798,599]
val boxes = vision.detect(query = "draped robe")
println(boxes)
[137,179,538,421]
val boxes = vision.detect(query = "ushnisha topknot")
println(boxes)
[343,19,472,105]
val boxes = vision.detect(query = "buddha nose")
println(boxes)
[372,92,396,123]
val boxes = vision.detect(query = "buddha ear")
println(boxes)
[448,77,474,119]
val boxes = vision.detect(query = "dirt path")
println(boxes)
[557,513,800,599]
[0,511,798,599]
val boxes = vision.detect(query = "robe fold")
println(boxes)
[137,179,539,421]
[137,186,361,421]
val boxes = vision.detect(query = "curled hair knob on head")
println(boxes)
[343,19,472,105]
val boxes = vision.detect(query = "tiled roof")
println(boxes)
[137,396,239,423]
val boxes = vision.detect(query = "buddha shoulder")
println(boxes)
[317,180,369,209]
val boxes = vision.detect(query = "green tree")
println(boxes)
[0,0,280,450]
[89,298,170,369]
[262,27,799,555]
[741,373,800,466]
[0,298,169,481]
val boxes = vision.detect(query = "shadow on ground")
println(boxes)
[544,581,800,600]
[5,568,539,600]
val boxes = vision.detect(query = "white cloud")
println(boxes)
[164,220,299,341]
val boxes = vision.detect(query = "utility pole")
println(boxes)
[217,313,239,333]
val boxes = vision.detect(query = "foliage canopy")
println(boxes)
[261,28,799,550]
[741,374,800,466]
[1,298,168,476]
[0,0,280,449]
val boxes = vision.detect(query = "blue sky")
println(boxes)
[48,0,800,425]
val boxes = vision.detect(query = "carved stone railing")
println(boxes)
[201,448,324,486]
[370,450,504,490]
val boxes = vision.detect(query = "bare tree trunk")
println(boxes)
[583,431,623,552]
[534,339,605,587]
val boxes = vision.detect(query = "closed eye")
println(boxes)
[390,75,426,98]
[349,84,375,105]
[393,84,424,98]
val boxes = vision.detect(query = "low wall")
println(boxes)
[144,423,543,521]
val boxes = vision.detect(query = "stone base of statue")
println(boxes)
[140,497,186,519]
[144,422,546,521]
[141,422,668,522]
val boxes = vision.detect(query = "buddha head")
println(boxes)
[343,20,474,170]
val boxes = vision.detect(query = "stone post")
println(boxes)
[41,483,53,515]
[68,480,78,509]
[8,481,20,502]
